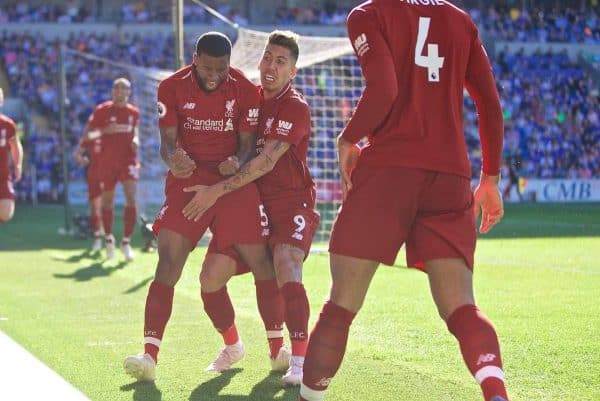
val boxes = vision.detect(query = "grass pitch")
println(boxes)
[0,203,598,401]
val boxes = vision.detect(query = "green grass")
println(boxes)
[0,203,599,401]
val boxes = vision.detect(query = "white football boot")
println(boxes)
[105,234,115,260]
[121,240,135,261]
[270,345,291,372]
[123,353,156,381]
[205,340,245,372]
[282,355,304,386]
[91,237,103,252]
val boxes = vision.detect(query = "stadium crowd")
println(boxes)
[1,1,598,42]
[0,1,598,202]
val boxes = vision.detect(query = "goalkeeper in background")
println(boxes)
[299,1,510,401]
[0,87,23,224]
[182,30,319,385]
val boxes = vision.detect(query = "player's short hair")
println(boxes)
[196,32,232,58]
[113,77,131,88]
[267,30,300,64]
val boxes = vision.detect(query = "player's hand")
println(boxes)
[13,165,22,182]
[473,173,504,234]
[182,185,219,221]
[218,156,240,176]
[337,136,360,201]
[75,154,89,167]
[169,148,196,178]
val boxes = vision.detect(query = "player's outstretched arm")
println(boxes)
[182,138,290,221]
[9,135,23,182]
[159,126,195,178]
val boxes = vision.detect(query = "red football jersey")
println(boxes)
[157,65,260,163]
[81,137,102,176]
[88,101,139,164]
[343,0,503,177]
[0,113,16,181]
[255,82,314,201]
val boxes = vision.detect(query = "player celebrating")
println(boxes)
[86,78,140,260]
[0,87,23,224]
[299,2,509,401]
[182,30,319,385]
[73,132,103,251]
[123,32,284,382]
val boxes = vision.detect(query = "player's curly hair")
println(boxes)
[268,30,300,64]
[196,31,232,58]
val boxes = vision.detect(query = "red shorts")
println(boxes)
[99,159,139,191]
[87,170,102,200]
[212,192,320,273]
[153,171,269,250]
[206,239,253,276]
[264,195,320,256]
[329,166,476,269]
[0,179,14,200]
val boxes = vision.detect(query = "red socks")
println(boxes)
[255,279,285,358]
[447,304,509,401]
[123,205,137,239]
[302,301,355,392]
[281,282,310,356]
[143,281,174,363]
[101,208,113,236]
[201,286,237,344]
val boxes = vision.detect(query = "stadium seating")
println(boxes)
[0,1,598,202]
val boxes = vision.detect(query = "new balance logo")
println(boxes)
[476,353,497,366]
[183,102,196,110]
[353,33,370,57]
[278,120,293,130]
[315,377,332,387]
[248,108,259,118]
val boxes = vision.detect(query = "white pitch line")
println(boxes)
[0,330,91,400]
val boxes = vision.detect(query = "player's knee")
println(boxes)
[200,264,228,290]
[155,254,185,286]
[0,208,13,223]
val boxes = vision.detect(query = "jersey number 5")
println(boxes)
[415,17,445,82]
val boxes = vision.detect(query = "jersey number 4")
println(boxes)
[415,17,445,82]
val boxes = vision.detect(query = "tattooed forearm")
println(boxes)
[217,139,290,196]
[159,127,178,166]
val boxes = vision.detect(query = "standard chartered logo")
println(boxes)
[183,117,233,132]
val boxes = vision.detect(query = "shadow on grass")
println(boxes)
[188,369,297,401]
[53,261,127,281]
[120,381,162,401]
[124,276,154,294]
[55,249,103,263]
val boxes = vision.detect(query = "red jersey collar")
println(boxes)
[260,81,292,102]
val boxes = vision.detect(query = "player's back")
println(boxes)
[352,0,483,178]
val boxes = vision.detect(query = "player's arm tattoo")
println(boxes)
[220,139,290,195]
[159,126,178,167]
[235,131,257,165]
